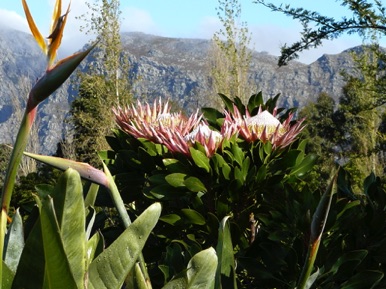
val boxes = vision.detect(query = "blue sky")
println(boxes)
[0,0,383,63]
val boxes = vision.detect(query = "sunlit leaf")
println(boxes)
[4,210,24,273]
[88,203,161,289]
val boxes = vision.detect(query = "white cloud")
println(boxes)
[0,9,28,32]
[57,1,95,56]
[195,16,221,39]
[120,7,160,35]
[249,24,362,64]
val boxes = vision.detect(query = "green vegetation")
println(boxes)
[69,0,132,166]
[209,0,253,106]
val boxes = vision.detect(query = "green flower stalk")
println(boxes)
[297,169,339,289]
[0,0,94,286]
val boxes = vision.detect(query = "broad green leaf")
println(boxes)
[186,248,218,289]
[255,165,267,183]
[289,154,316,178]
[263,141,272,155]
[50,169,86,287]
[12,217,45,289]
[327,250,368,277]
[181,209,206,225]
[221,162,231,180]
[160,214,182,226]
[184,177,207,192]
[4,210,24,273]
[165,173,187,188]
[88,203,161,289]
[218,93,234,112]
[86,232,102,267]
[247,92,264,113]
[190,148,211,173]
[341,270,384,289]
[202,107,224,129]
[231,144,244,167]
[40,196,78,289]
[147,184,184,200]
[85,183,99,207]
[163,158,190,174]
[297,139,308,152]
[2,261,14,289]
[336,200,361,219]
[215,216,237,289]
[279,149,301,169]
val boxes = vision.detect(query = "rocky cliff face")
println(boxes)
[0,29,359,154]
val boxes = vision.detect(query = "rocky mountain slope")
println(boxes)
[0,28,359,154]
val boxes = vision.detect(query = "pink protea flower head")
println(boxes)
[113,99,201,144]
[226,105,305,149]
[185,123,224,157]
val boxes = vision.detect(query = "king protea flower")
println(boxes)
[113,99,201,144]
[225,105,305,149]
[114,100,232,157]
[185,123,224,157]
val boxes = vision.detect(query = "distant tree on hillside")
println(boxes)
[208,0,253,107]
[70,0,132,166]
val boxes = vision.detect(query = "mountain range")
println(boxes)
[0,27,360,154]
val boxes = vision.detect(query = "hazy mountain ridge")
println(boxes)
[0,28,360,153]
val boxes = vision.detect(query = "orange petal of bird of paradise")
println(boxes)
[48,0,71,67]
[22,0,47,54]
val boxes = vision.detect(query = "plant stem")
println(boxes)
[0,101,37,289]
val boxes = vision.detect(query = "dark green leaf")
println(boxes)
[160,214,182,226]
[289,154,316,178]
[2,261,14,289]
[190,148,211,173]
[12,217,45,289]
[341,270,384,289]
[165,173,187,188]
[50,169,86,287]
[215,216,237,289]
[247,92,264,113]
[40,197,78,289]
[181,209,206,225]
[218,93,235,112]
[184,177,207,193]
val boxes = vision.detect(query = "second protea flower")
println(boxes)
[185,123,224,157]
[226,105,305,149]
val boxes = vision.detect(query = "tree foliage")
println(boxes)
[209,0,253,106]
[70,0,132,165]
[300,45,386,192]
[254,0,386,65]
